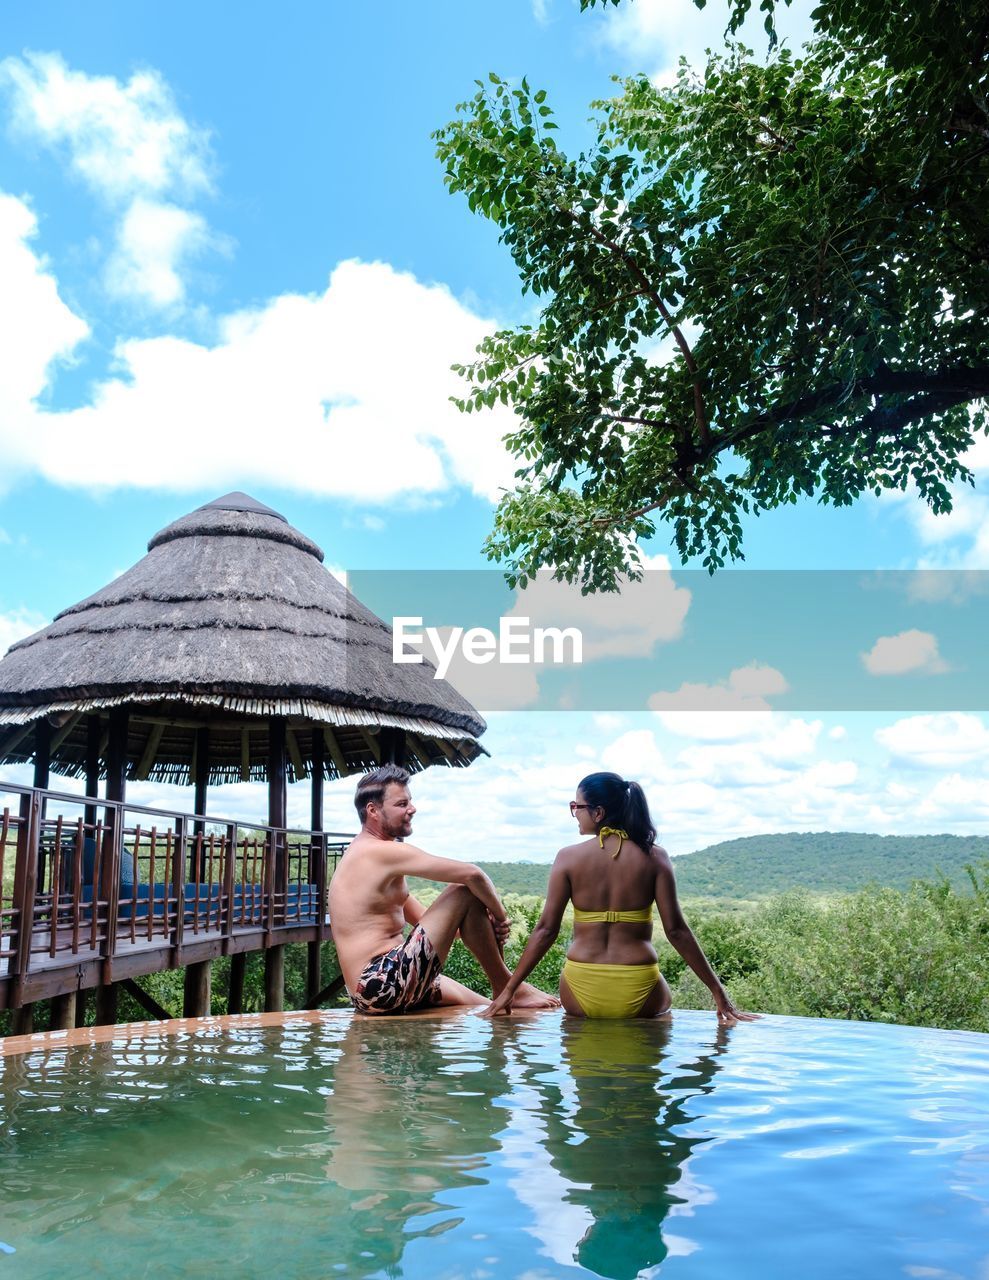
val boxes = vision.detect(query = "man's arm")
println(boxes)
[376,841,507,923]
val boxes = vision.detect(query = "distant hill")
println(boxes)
[672,832,989,898]
[419,834,989,901]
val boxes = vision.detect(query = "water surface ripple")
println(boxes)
[1,1011,987,1279]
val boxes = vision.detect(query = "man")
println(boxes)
[328,764,557,1014]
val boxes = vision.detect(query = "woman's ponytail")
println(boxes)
[622,780,656,853]
[577,772,658,852]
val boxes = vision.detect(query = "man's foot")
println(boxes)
[511,982,560,1009]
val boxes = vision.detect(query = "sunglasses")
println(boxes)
[569,801,592,814]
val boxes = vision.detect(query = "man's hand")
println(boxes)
[488,910,511,952]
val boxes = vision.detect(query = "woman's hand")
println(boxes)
[715,991,761,1025]
[479,987,515,1018]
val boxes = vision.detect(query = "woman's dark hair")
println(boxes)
[577,772,657,852]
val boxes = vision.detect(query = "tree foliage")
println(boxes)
[435,0,989,588]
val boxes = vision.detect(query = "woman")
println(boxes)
[482,772,758,1023]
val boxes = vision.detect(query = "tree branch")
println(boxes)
[718,364,989,454]
[556,200,711,452]
[586,365,989,535]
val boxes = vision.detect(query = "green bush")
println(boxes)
[672,871,989,1032]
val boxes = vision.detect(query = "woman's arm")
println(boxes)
[654,850,759,1024]
[480,856,572,1017]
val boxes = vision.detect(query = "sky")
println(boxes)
[1,0,987,863]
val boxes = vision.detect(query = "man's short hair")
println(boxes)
[355,764,411,823]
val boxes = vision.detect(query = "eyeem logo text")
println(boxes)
[392,616,583,680]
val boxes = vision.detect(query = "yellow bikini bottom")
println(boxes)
[561,959,663,1019]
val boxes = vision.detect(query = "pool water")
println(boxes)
[1,1010,987,1279]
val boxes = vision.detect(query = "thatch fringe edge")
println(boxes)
[0,693,482,741]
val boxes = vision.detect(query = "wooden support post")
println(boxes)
[105,707,129,805]
[192,726,210,881]
[264,946,284,1012]
[268,720,287,827]
[228,952,246,1014]
[11,1004,34,1036]
[379,727,407,766]
[11,791,42,1010]
[33,721,51,883]
[50,991,77,1031]
[311,728,324,832]
[307,940,322,1006]
[268,716,287,905]
[84,715,101,830]
[94,982,119,1026]
[307,730,325,1000]
[183,960,211,1018]
[33,719,52,790]
[75,989,89,1027]
[102,708,128,970]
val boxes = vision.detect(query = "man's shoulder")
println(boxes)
[345,834,428,867]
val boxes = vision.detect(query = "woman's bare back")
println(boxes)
[561,834,670,965]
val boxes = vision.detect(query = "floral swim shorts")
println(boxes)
[351,923,443,1014]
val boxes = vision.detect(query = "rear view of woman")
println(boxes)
[482,772,758,1023]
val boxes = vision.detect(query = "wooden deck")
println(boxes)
[0,781,350,1014]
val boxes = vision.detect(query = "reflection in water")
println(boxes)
[321,1014,512,1276]
[0,1014,731,1279]
[495,1017,729,1279]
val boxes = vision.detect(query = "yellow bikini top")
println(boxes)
[573,825,652,920]
[573,905,653,923]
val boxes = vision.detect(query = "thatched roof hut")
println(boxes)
[0,492,486,787]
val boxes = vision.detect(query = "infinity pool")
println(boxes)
[1,1009,987,1278]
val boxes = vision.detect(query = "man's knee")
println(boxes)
[434,883,473,912]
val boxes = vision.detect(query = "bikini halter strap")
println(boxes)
[598,826,629,858]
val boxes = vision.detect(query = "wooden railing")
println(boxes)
[0,780,351,1011]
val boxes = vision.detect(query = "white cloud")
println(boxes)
[1,52,211,199]
[648,662,789,736]
[595,0,818,86]
[861,629,948,676]
[0,256,517,503]
[0,52,217,308]
[916,773,989,824]
[0,191,90,445]
[105,197,220,307]
[875,713,989,770]
[0,606,49,656]
[505,554,691,661]
[904,568,989,604]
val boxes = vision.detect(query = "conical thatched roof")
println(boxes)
[0,493,486,783]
